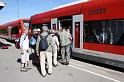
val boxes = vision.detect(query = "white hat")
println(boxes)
[37,28,41,31]
[33,29,37,32]
[42,26,48,31]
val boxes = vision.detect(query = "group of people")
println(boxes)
[19,25,72,77]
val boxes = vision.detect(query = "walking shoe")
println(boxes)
[48,73,52,75]
[53,64,58,67]
[20,68,28,72]
[25,66,32,70]
[65,62,69,65]
[61,62,67,65]
[42,74,47,77]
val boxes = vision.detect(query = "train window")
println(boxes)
[0,29,8,34]
[111,21,117,34]
[84,19,124,46]
[117,32,124,45]
[105,20,110,28]
[116,20,124,46]
[58,16,72,32]
[53,24,56,30]
[84,21,111,44]
[84,23,98,43]
[11,26,19,34]
[118,21,123,34]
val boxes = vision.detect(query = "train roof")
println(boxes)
[31,2,82,24]
[2,18,29,27]
[31,0,124,24]
[52,0,90,10]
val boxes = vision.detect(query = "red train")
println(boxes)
[0,18,31,48]
[0,0,124,68]
[30,0,124,68]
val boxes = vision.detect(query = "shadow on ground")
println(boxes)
[29,52,42,74]
[17,52,42,74]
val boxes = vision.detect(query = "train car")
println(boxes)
[0,18,31,48]
[0,25,8,39]
[30,0,124,68]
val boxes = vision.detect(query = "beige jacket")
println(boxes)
[59,29,72,47]
[36,31,54,55]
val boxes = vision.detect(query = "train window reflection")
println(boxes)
[84,24,98,43]
[11,26,19,34]
[0,29,8,34]
[83,19,124,46]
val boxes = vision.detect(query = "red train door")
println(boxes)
[73,14,83,52]
[51,18,58,30]
[75,22,80,48]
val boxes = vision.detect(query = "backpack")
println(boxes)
[29,37,36,46]
[39,35,49,51]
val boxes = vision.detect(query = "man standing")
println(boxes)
[20,29,31,72]
[51,29,59,67]
[59,27,72,65]
[36,26,54,77]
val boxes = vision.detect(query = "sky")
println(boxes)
[0,0,81,24]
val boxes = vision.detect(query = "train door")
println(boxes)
[72,14,83,53]
[51,18,58,30]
